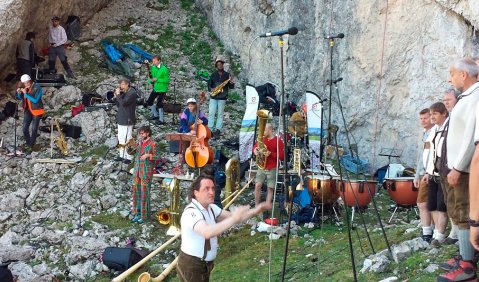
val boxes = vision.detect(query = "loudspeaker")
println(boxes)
[102,247,143,272]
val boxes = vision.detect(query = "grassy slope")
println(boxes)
[74,1,458,281]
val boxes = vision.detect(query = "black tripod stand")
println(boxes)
[7,101,24,160]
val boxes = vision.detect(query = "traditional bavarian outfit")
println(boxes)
[177,199,221,282]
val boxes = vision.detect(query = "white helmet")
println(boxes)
[20,74,32,83]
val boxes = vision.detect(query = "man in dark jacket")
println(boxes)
[16,32,39,80]
[114,78,137,164]
[207,57,234,137]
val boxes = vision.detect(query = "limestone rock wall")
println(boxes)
[196,0,479,169]
[0,0,111,80]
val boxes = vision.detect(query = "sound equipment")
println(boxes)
[103,247,143,272]
[33,68,66,88]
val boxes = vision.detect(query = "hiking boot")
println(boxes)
[148,116,158,121]
[31,144,41,152]
[114,156,124,162]
[422,234,433,243]
[445,237,459,245]
[437,260,477,282]
[439,255,462,271]
[123,159,132,165]
[431,239,442,248]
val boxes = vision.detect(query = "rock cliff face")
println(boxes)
[195,0,479,169]
[0,0,111,80]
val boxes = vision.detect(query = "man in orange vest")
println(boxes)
[16,74,44,150]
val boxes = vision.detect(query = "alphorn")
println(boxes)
[136,178,254,282]
[111,235,180,282]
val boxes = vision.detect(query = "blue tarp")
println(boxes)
[124,44,153,62]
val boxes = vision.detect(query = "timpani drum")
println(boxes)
[337,180,377,208]
[383,177,417,206]
[306,175,339,205]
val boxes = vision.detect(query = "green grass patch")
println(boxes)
[91,212,131,230]
[180,0,195,11]
[80,144,110,158]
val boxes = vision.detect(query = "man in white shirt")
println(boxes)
[48,16,74,78]
[437,57,479,282]
[177,176,269,281]
[414,108,434,243]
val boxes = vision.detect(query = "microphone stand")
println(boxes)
[326,37,338,145]
[279,34,293,282]
[7,100,23,161]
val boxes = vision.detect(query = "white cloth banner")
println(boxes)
[306,91,322,170]
[239,85,260,162]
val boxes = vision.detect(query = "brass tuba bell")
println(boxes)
[157,177,181,236]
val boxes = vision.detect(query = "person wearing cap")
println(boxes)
[178,98,208,134]
[113,78,137,164]
[146,54,170,125]
[16,74,44,150]
[48,16,75,78]
[207,57,234,137]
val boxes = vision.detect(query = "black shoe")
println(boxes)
[155,120,165,125]
[421,234,433,243]
[114,156,124,162]
[214,129,221,138]
[123,159,132,164]
[148,116,158,121]
[444,237,459,245]
[67,73,76,79]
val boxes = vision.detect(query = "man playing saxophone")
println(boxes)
[207,57,234,137]
[130,126,161,224]
[253,123,284,212]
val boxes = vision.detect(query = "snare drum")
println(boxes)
[337,180,377,208]
[306,175,339,205]
[383,177,417,206]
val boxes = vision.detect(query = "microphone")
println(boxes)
[326,77,343,85]
[259,27,299,38]
[324,33,345,39]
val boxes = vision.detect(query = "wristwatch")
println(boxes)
[468,219,479,227]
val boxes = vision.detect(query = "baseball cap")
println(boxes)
[51,16,60,21]
[186,98,196,104]
[215,57,225,66]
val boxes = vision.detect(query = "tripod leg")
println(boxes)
[388,206,398,224]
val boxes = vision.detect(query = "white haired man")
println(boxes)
[438,58,479,282]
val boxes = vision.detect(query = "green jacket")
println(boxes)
[149,64,170,93]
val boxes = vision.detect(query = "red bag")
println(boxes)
[71,104,85,117]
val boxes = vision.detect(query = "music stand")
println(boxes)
[378,147,402,178]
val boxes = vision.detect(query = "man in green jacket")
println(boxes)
[146,54,170,125]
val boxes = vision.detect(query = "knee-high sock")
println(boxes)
[458,229,474,261]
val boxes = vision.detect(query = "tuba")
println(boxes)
[157,177,181,236]
[225,156,240,199]
[255,109,272,169]
[55,119,69,156]
[210,78,231,97]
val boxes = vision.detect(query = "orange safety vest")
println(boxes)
[23,85,44,116]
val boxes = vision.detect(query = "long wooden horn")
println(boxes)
[111,234,180,282]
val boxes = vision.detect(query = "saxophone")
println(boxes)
[225,156,240,199]
[210,78,231,97]
[255,109,272,169]
[55,119,69,156]
[157,177,181,236]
